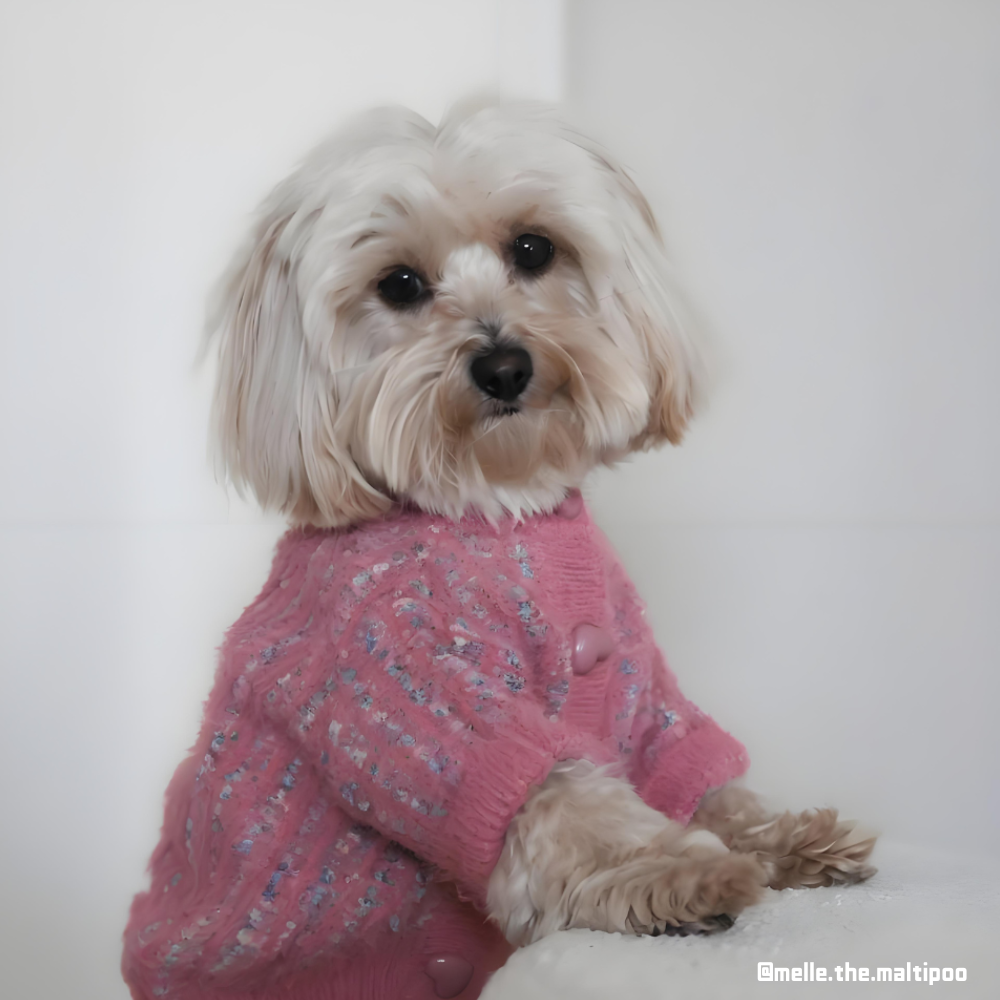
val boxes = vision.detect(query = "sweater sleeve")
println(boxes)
[591,525,750,824]
[245,580,569,907]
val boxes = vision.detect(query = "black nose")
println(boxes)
[469,346,533,402]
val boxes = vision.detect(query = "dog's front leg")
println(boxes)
[691,783,878,890]
[486,760,766,946]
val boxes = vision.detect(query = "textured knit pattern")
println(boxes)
[123,497,748,1000]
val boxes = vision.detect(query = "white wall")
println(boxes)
[568,0,1000,856]
[0,3,562,998]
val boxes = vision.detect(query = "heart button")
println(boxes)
[425,955,474,998]
[571,624,615,676]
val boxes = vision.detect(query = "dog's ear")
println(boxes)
[209,200,392,527]
[590,151,700,448]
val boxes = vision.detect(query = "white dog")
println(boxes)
[123,102,876,1000]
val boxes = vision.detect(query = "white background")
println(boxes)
[0,2,997,998]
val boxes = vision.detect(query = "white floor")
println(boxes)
[482,840,1000,999]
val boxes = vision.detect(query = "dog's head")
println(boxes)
[210,102,698,526]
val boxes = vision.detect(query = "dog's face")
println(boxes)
[211,103,697,526]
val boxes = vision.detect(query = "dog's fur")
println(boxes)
[209,100,876,946]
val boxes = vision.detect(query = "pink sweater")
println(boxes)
[123,497,748,1000]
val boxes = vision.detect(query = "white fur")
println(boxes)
[208,100,699,527]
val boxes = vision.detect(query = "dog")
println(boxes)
[122,101,876,1000]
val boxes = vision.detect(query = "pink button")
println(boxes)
[571,624,615,675]
[425,955,474,998]
[557,490,584,519]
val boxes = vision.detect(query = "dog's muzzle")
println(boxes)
[469,345,533,403]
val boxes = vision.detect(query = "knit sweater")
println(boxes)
[122,495,748,1000]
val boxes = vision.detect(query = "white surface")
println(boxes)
[569,0,1000,857]
[482,840,1000,999]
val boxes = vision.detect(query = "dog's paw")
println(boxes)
[626,851,766,936]
[732,808,878,890]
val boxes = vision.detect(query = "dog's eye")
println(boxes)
[378,267,428,306]
[512,234,554,271]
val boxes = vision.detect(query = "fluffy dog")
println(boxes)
[123,102,876,1000]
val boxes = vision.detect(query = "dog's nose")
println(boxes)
[469,346,533,402]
